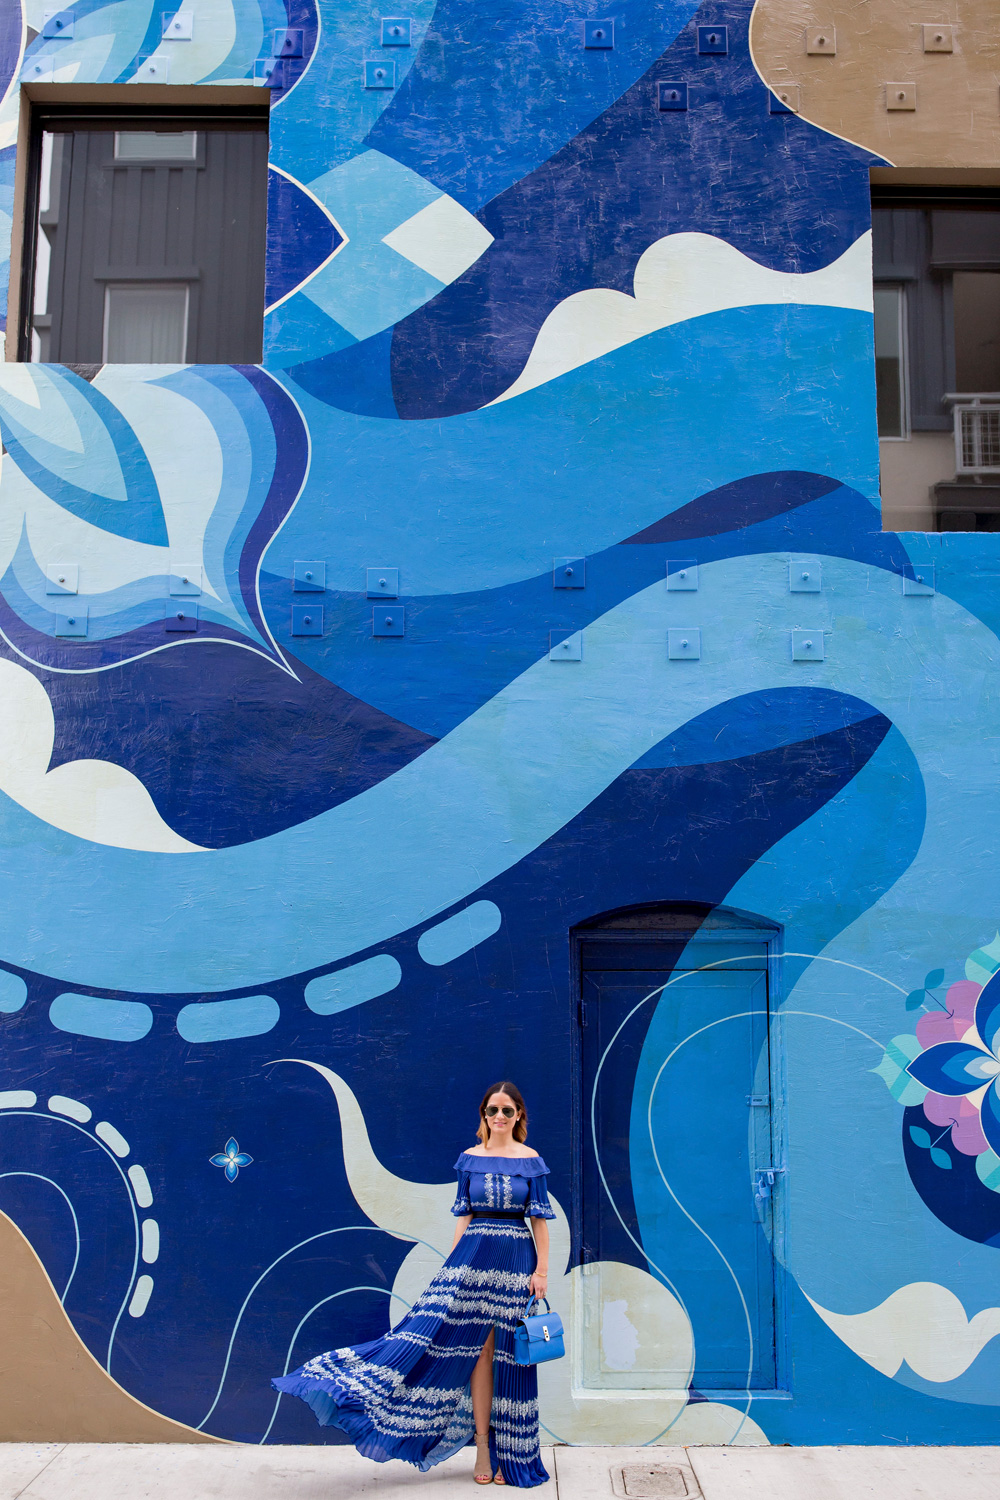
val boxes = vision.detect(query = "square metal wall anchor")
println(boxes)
[903,564,935,596]
[791,629,824,661]
[274,27,303,56]
[163,11,193,38]
[698,25,727,53]
[292,605,323,637]
[165,605,198,632]
[805,27,836,54]
[584,19,614,48]
[769,84,800,113]
[666,559,698,590]
[789,559,821,592]
[668,628,701,660]
[382,17,411,44]
[42,9,75,38]
[550,631,582,661]
[367,567,399,598]
[45,563,78,595]
[658,81,688,110]
[134,56,170,82]
[294,560,326,592]
[373,606,405,636]
[553,557,585,588]
[54,608,88,637]
[169,563,201,596]
[923,23,953,52]
[886,82,916,110]
[364,59,395,88]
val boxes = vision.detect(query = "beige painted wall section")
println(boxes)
[879,432,956,529]
[0,1211,223,1442]
[751,0,1000,165]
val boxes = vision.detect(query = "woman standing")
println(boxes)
[272,1081,553,1487]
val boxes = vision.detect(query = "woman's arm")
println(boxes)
[528,1217,549,1301]
[451,1213,471,1251]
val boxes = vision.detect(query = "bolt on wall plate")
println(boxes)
[697,25,728,53]
[902,564,935,595]
[165,605,198,632]
[364,59,395,88]
[274,27,303,56]
[373,606,405,636]
[923,23,953,52]
[367,567,399,598]
[805,27,836,54]
[54,608,88,637]
[584,19,614,48]
[886,82,916,109]
[550,631,582,661]
[134,56,170,82]
[553,557,585,588]
[45,563,78,595]
[791,629,824,661]
[668,628,701,660]
[293,560,326,592]
[169,564,202,596]
[254,57,280,84]
[292,605,323,636]
[666,559,698,590]
[22,59,54,80]
[769,84,800,113]
[42,9,75,38]
[789,559,821,592]
[657,81,688,110]
[381,17,411,45]
[163,11,193,38]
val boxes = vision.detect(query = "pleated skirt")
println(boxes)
[271,1216,550,1487]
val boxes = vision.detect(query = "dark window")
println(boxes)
[21,105,269,364]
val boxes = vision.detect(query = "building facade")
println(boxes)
[2,0,1000,1449]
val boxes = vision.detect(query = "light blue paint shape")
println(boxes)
[0,970,26,1012]
[0,1091,36,1108]
[176,994,280,1043]
[302,151,445,339]
[49,994,153,1042]
[304,954,402,1015]
[418,902,503,966]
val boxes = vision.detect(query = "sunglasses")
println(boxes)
[484,1105,517,1118]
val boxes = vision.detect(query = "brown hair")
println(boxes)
[476,1081,528,1145]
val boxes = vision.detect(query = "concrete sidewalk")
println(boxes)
[4,1443,1000,1500]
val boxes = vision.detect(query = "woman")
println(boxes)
[272,1081,553,1487]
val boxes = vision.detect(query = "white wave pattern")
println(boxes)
[491,231,873,404]
[806,1283,1000,1382]
[0,657,204,852]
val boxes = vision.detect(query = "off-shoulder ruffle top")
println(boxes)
[451,1151,556,1219]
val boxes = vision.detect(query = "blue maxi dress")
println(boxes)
[272,1152,555,1487]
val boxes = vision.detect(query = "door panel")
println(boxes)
[580,942,778,1392]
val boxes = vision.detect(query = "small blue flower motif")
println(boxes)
[210,1137,253,1182]
[907,969,1000,1155]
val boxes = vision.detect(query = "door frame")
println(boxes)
[569,902,790,1400]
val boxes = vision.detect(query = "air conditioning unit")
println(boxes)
[947,395,1000,475]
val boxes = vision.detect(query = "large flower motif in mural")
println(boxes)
[906,973,1000,1156]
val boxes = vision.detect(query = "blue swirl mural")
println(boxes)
[2,0,1000,1454]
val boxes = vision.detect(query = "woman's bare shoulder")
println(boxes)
[463,1145,488,1156]
[512,1147,540,1158]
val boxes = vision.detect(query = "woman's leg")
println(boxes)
[472,1329,495,1481]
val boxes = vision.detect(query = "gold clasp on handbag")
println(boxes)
[542,1325,550,1341]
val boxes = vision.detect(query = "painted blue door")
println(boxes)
[580,930,778,1392]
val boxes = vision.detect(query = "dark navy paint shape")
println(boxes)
[264,169,343,311]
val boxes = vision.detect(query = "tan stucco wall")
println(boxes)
[751,0,1000,166]
[0,1212,223,1442]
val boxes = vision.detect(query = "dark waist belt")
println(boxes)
[470,1211,527,1221]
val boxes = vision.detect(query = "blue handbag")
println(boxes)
[513,1297,565,1365]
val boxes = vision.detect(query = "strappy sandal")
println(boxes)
[493,1471,506,1486]
[473,1432,493,1485]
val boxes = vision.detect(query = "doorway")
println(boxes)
[576,904,782,1394]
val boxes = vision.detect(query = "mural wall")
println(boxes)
[2,0,1000,1449]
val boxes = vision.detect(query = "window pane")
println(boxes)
[103,284,188,362]
[874,286,905,436]
[114,130,197,160]
[953,272,1000,393]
